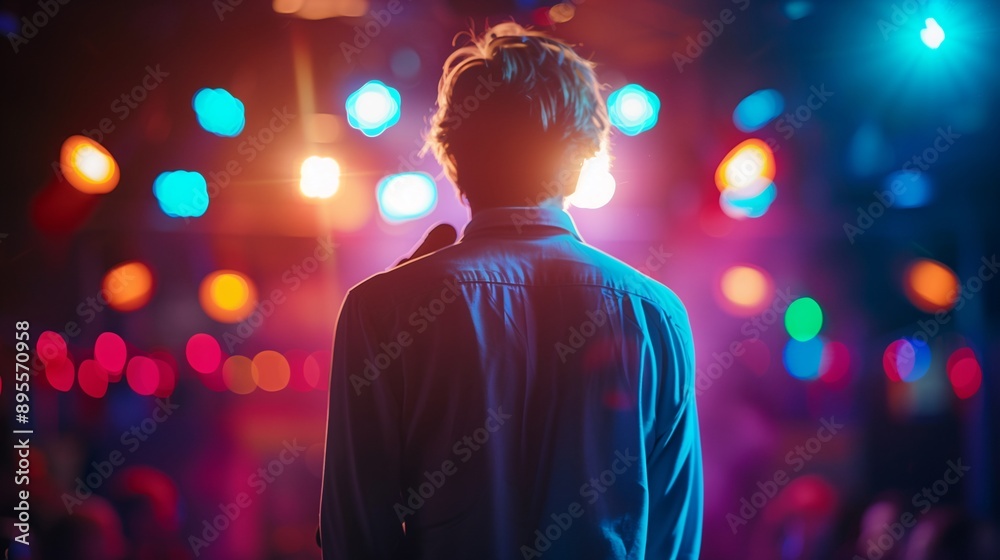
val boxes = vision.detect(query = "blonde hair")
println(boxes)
[424,23,610,205]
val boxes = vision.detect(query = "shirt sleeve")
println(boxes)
[320,289,405,559]
[645,309,703,559]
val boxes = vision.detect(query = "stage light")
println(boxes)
[377,172,437,222]
[94,332,127,372]
[193,88,245,137]
[883,170,932,208]
[719,181,777,219]
[569,150,616,209]
[783,336,825,380]
[199,270,258,323]
[154,170,209,218]
[36,331,68,366]
[126,356,160,396]
[883,338,931,383]
[60,136,120,194]
[882,339,905,382]
[947,347,981,399]
[186,333,222,374]
[103,261,155,312]
[784,297,823,342]
[715,139,775,193]
[222,355,256,395]
[300,156,340,198]
[719,265,773,316]
[345,80,401,137]
[904,259,959,313]
[733,89,784,132]
[607,84,660,136]
[78,359,109,398]
[783,1,813,20]
[45,356,75,392]
[252,350,291,392]
[548,3,576,23]
[900,338,931,382]
[920,18,945,49]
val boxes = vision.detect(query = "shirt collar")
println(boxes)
[460,206,583,242]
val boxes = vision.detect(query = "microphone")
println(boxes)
[393,223,457,268]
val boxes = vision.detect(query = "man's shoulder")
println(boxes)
[346,242,470,306]
[576,243,689,322]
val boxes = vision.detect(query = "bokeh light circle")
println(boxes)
[37,330,68,365]
[783,337,826,380]
[94,332,127,372]
[251,350,291,392]
[199,270,258,323]
[784,297,824,341]
[904,259,959,313]
[186,333,222,374]
[223,355,257,395]
[103,262,155,312]
[78,359,110,398]
[719,265,773,315]
[60,135,120,193]
[126,356,160,396]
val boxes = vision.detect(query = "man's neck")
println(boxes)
[468,196,566,218]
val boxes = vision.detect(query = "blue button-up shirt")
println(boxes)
[321,206,702,559]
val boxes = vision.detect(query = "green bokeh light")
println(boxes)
[785,297,823,341]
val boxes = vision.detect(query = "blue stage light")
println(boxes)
[882,170,932,208]
[920,18,945,49]
[193,88,245,137]
[608,84,660,136]
[733,89,785,132]
[377,172,437,222]
[720,181,777,219]
[783,337,826,381]
[346,80,401,137]
[153,171,209,218]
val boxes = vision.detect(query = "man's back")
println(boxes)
[320,207,703,559]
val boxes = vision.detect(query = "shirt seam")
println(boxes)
[356,278,682,322]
